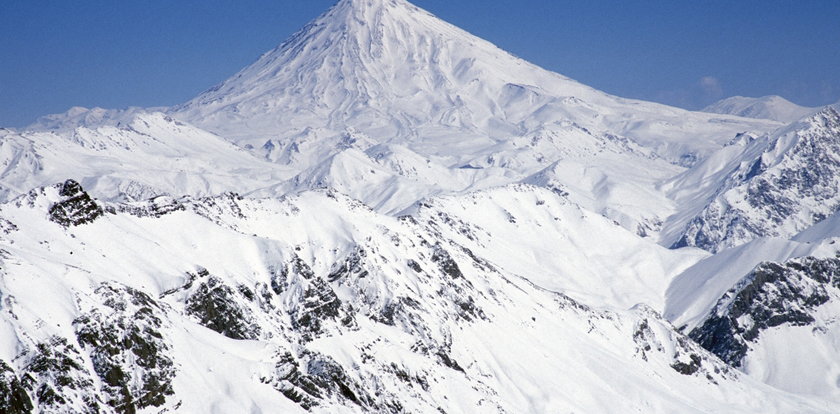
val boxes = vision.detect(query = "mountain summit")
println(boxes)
[173,0,773,165]
[175,0,596,146]
[703,95,817,123]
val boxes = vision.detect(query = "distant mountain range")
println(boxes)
[703,95,818,123]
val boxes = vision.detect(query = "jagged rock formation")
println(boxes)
[21,337,104,413]
[48,180,104,227]
[185,275,263,340]
[0,361,33,414]
[74,284,177,413]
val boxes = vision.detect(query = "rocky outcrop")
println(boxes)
[431,244,463,279]
[261,350,405,412]
[294,277,355,340]
[185,276,262,340]
[20,337,104,414]
[74,283,176,413]
[690,256,840,367]
[48,180,104,227]
[0,360,33,414]
[675,109,840,252]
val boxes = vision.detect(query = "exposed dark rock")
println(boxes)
[435,350,464,373]
[117,196,186,218]
[0,360,33,414]
[460,246,497,273]
[387,363,430,392]
[671,354,702,376]
[328,247,369,282]
[632,319,661,361]
[74,283,176,413]
[406,259,423,273]
[294,278,354,339]
[0,217,19,234]
[190,192,246,224]
[676,108,840,252]
[271,254,316,295]
[261,351,320,410]
[306,355,370,406]
[431,244,463,279]
[22,336,103,414]
[185,276,262,340]
[237,284,256,301]
[690,257,840,367]
[375,297,421,327]
[262,351,377,411]
[48,180,104,227]
[455,295,486,322]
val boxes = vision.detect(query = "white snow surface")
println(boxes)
[176,0,778,161]
[0,110,295,202]
[0,0,783,239]
[0,183,836,413]
[703,95,818,123]
[170,0,780,228]
[668,108,840,252]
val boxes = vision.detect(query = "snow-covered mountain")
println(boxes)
[171,0,780,231]
[175,0,776,163]
[0,109,293,203]
[665,229,840,401]
[669,108,840,252]
[703,95,818,123]
[0,0,779,229]
[1,181,835,413]
[4,0,840,412]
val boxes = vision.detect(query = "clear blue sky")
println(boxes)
[2,0,839,127]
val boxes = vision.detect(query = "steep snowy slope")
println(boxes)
[0,181,834,413]
[671,108,840,252]
[663,211,840,402]
[678,253,840,401]
[1,0,784,239]
[704,96,818,123]
[171,0,780,231]
[0,109,293,202]
[176,0,777,162]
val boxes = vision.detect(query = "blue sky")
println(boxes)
[1,0,839,127]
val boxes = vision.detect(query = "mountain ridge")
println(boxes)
[703,95,817,123]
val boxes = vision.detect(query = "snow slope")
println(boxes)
[168,0,782,234]
[671,108,840,252]
[683,254,840,402]
[704,96,818,123]
[175,0,778,164]
[0,181,835,413]
[0,109,294,203]
[1,0,784,238]
[665,218,840,401]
